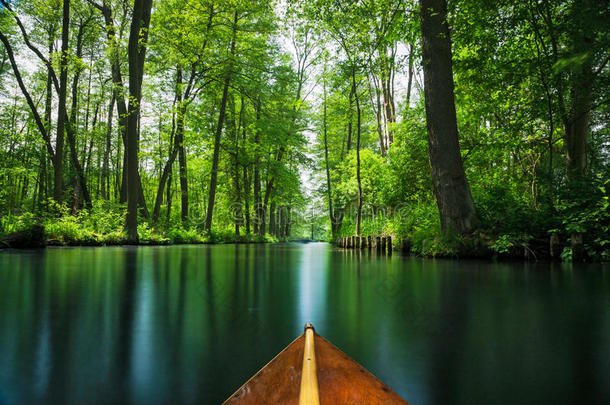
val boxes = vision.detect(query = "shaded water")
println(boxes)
[0,243,609,404]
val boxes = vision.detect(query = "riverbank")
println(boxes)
[0,222,323,249]
[334,230,609,263]
[1,215,605,262]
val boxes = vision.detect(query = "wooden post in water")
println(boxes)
[367,236,372,250]
[375,236,381,251]
[550,234,560,259]
[380,237,386,253]
[386,236,392,254]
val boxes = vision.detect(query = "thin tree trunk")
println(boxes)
[102,94,115,200]
[253,100,262,235]
[381,44,396,146]
[232,95,243,237]
[204,11,238,234]
[153,78,181,224]
[370,74,387,157]
[269,203,276,237]
[53,0,71,202]
[420,0,476,234]
[66,21,93,210]
[405,43,414,109]
[323,79,336,239]
[166,164,173,225]
[243,165,251,235]
[346,84,354,152]
[173,68,189,223]
[352,67,363,236]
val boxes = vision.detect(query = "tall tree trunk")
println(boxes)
[564,17,595,181]
[279,205,286,239]
[352,67,363,236]
[45,28,54,134]
[125,0,153,242]
[172,68,189,223]
[405,43,414,108]
[253,100,262,235]
[323,79,336,239]
[204,11,238,234]
[346,84,354,152]
[269,202,276,237]
[43,29,54,206]
[369,74,387,157]
[285,206,291,238]
[232,95,243,237]
[66,21,93,210]
[53,0,71,202]
[420,0,476,234]
[94,0,147,215]
[153,95,181,224]
[177,122,188,222]
[166,164,173,225]
[153,145,179,224]
[102,94,115,200]
[243,166,251,235]
[381,44,396,146]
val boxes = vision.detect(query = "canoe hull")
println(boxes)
[223,332,409,405]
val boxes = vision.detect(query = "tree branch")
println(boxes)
[0,0,61,93]
[0,31,55,159]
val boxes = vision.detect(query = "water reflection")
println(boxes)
[0,245,609,404]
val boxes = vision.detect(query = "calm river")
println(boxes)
[0,243,609,404]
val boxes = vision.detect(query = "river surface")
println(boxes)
[0,243,609,404]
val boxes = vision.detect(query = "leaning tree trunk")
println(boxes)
[66,22,93,210]
[253,100,263,235]
[352,67,363,236]
[323,80,336,239]
[203,71,232,234]
[204,11,238,234]
[420,0,476,234]
[101,94,115,200]
[125,0,153,243]
[53,0,70,202]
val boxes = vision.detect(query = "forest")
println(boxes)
[0,0,608,261]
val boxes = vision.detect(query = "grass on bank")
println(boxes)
[0,201,279,247]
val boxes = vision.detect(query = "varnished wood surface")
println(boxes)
[315,334,408,405]
[222,330,409,404]
[299,326,320,405]
[222,335,304,405]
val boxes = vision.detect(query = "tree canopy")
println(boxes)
[0,0,608,260]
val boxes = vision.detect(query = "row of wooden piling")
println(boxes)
[337,235,392,253]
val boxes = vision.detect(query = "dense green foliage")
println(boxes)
[0,0,608,260]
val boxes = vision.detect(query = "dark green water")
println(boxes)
[0,243,609,404]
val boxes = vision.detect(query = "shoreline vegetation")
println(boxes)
[1,210,606,263]
[1,1,608,262]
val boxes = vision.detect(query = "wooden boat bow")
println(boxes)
[222,324,409,404]
[299,324,320,404]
